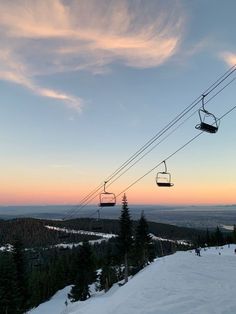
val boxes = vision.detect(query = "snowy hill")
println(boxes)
[29,245,236,314]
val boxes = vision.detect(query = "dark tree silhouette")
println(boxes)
[214,226,224,246]
[98,245,117,292]
[12,238,29,312]
[134,211,153,269]
[118,194,133,283]
[0,253,19,314]
[68,241,97,301]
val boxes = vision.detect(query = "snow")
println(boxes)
[54,239,107,249]
[149,234,191,246]
[221,224,234,231]
[45,225,117,248]
[45,225,117,239]
[45,225,191,248]
[27,286,72,314]
[29,245,236,314]
[0,243,13,251]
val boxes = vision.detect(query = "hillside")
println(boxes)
[0,217,205,248]
[46,218,205,242]
[29,245,236,314]
[0,218,100,248]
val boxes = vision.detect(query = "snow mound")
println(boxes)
[30,245,236,314]
[28,286,72,314]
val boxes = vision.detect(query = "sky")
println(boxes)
[0,0,236,207]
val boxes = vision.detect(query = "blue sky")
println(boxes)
[0,0,235,205]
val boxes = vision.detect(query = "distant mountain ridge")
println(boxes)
[0,217,205,248]
[1,204,236,229]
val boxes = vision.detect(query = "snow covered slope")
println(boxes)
[29,245,236,314]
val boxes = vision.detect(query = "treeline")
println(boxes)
[1,198,234,313]
[0,196,177,313]
[48,217,205,242]
[0,218,100,248]
[0,216,206,249]
[195,225,236,247]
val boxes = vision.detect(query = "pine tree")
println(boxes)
[12,238,29,313]
[0,252,19,314]
[215,226,224,246]
[205,228,211,246]
[68,241,97,302]
[117,194,133,283]
[98,246,117,292]
[134,211,153,270]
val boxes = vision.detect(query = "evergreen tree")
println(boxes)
[28,268,46,308]
[0,253,19,314]
[215,226,224,246]
[205,228,211,246]
[98,246,117,292]
[12,238,29,312]
[68,241,97,302]
[117,194,133,283]
[134,212,153,270]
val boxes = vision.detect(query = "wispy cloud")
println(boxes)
[0,49,83,111]
[222,52,236,67]
[0,0,185,110]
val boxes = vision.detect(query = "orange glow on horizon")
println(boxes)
[0,180,235,206]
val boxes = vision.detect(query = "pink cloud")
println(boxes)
[222,52,236,67]
[0,49,82,111]
[0,0,186,109]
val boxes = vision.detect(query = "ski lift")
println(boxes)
[156,161,174,187]
[99,181,116,207]
[195,95,219,133]
[90,209,103,231]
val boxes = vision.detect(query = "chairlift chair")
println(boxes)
[99,181,116,207]
[195,95,219,133]
[156,161,174,187]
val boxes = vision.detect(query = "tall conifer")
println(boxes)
[0,253,18,314]
[12,238,29,313]
[118,194,133,283]
[134,211,153,269]
[68,241,97,301]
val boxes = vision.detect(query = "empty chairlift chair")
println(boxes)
[195,95,219,134]
[156,161,174,187]
[99,181,116,207]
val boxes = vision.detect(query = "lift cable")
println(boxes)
[63,65,236,219]
[105,76,236,188]
[65,101,236,220]
[63,75,236,219]
[116,104,236,198]
[99,65,236,186]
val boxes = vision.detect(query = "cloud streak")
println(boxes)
[0,0,185,110]
[0,49,82,111]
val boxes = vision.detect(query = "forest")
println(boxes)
[0,197,234,313]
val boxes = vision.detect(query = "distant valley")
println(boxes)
[1,204,236,229]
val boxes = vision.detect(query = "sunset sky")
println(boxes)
[0,0,236,206]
